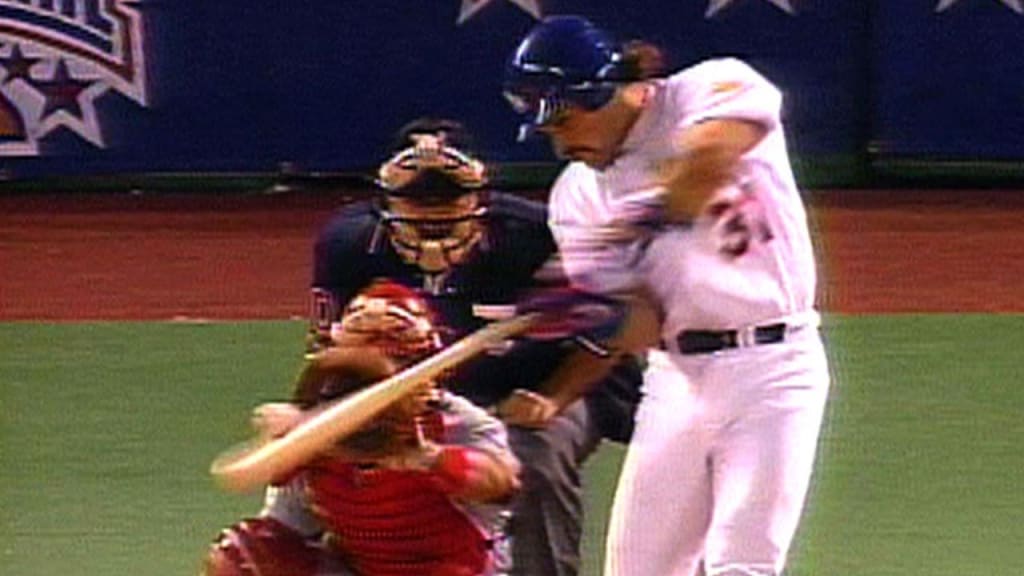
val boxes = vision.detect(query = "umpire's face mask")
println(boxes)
[374,134,490,277]
[381,191,487,275]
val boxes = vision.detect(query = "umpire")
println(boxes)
[307,117,643,576]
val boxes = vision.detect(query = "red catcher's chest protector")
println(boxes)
[305,427,493,576]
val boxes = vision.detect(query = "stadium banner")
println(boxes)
[0,1,1017,180]
[871,1,1024,161]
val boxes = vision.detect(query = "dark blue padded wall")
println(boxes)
[871,0,1024,159]
[0,0,1018,178]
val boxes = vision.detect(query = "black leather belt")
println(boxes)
[662,323,788,355]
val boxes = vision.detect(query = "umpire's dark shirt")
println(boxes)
[310,192,571,407]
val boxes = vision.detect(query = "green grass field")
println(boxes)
[2,315,1022,575]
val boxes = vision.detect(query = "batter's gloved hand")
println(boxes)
[517,287,628,347]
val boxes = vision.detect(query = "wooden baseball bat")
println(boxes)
[209,311,540,492]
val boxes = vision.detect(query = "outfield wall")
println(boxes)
[0,1,1021,185]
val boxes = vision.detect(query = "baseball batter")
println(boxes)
[503,16,831,576]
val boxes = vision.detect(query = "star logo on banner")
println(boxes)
[0,44,43,85]
[705,0,795,18]
[0,0,146,153]
[36,59,93,119]
[936,0,1023,13]
[458,0,542,24]
[32,58,109,147]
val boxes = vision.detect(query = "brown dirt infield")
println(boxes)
[1,189,1021,321]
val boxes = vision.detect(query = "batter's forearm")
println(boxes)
[662,119,767,220]
[541,293,661,410]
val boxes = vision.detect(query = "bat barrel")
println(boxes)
[210,312,540,492]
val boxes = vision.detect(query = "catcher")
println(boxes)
[203,279,521,576]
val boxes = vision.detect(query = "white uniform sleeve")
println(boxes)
[670,58,782,136]
[548,164,646,295]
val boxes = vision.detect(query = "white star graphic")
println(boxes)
[0,44,110,149]
[0,1,146,152]
[458,0,542,25]
[705,0,795,18]
[936,0,1023,13]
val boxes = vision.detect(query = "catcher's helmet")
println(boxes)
[504,15,630,138]
[373,118,489,279]
[295,280,444,408]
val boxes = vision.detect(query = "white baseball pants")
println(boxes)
[604,327,830,576]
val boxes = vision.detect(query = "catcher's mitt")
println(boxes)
[203,517,322,576]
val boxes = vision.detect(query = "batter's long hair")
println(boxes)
[619,40,668,81]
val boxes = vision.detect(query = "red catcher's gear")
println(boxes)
[203,517,323,576]
[305,412,492,576]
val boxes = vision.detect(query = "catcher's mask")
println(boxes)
[373,119,489,277]
[294,281,443,404]
[311,280,444,453]
[503,15,632,141]
[329,279,443,367]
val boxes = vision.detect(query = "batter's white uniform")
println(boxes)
[548,58,831,576]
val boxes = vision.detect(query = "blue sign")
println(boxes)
[0,1,1020,178]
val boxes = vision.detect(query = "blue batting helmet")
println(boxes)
[503,15,630,139]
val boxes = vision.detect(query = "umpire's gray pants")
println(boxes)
[506,356,642,576]
[507,399,601,576]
